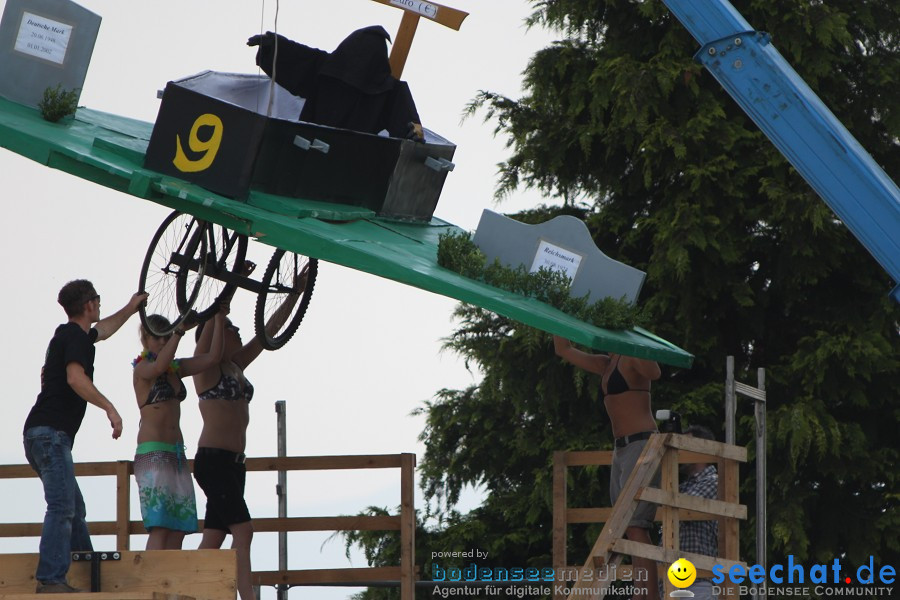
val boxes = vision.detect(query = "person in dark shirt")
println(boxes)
[248,25,425,141]
[23,280,147,594]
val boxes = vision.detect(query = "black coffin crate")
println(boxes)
[145,71,455,218]
[145,77,268,199]
[252,119,455,219]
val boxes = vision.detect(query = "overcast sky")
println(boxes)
[0,1,559,597]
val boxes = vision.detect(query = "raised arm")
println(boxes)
[180,309,226,377]
[134,329,184,381]
[553,335,611,375]
[626,356,661,381]
[67,362,122,439]
[95,292,147,341]
[233,264,308,370]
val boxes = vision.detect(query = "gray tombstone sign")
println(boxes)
[472,209,646,304]
[0,0,100,108]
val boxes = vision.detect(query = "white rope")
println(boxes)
[256,0,265,114]
[265,0,280,118]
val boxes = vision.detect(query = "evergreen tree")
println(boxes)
[345,1,899,595]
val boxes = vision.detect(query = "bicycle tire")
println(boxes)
[254,249,317,351]
[139,210,207,336]
[189,224,248,323]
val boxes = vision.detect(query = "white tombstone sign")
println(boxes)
[0,0,101,109]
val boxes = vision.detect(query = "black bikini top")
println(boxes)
[198,366,254,403]
[140,373,187,408]
[604,355,650,396]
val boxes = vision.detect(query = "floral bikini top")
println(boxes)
[140,373,187,408]
[198,365,254,403]
[133,351,185,409]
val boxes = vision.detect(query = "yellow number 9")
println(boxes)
[173,113,223,173]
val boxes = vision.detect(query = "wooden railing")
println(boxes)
[0,453,417,600]
[552,434,746,600]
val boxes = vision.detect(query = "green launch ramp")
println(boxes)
[0,97,693,368]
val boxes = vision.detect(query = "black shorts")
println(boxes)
[194,447,251,532]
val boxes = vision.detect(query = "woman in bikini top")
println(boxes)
[189,261,309,600]
[553,337,661,438]
[198,365,255,403]
[133,312,226,446]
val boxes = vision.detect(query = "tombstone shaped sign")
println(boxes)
[0,0,100,108]
[473,210,646,304]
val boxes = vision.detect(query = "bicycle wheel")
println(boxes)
[254,249,317,350]
[190,224,248,323]
[139,211,207,336]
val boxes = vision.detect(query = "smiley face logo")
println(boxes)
[667,558,697,588]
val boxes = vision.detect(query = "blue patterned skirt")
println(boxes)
[134,442,198,533]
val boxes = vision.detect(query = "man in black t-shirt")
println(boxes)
[23,279,147,594]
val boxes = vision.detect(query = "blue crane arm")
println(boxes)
[662,0,900,302]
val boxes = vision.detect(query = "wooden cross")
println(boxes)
[369,0,469,78]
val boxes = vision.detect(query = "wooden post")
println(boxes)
[720,457,740,600]
[369,0,469,78]
[571,434,669,600]
[116,460,131,551]
[725,356,736,445]
[755,367,767,599]
[659,445,679,599]
[399,453,416,600]
[552,452,567,600]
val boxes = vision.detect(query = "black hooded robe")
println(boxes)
[255,26,421,139]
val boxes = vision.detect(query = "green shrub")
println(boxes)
[437,230,645,330]
[38,84,79,122]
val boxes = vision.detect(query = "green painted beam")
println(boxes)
[0,97,693,367]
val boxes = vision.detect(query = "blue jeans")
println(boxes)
[24,426,93,584]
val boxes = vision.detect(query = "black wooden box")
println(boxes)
[145,71,455,219]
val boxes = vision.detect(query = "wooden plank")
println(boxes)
[0,594,198,600]
[390,11,420,78]
[720,457,741,600]
[660,447,679,600]
[611,539,746,572]
[245,455,403,471]
[567,508,612,523]
[563,451,613,467]
[721,460,740,560]
[0,454,408,480]
[566,507,722,524]
[0,551,235,600]
[254,567,401,586]
[369,0,469,30]
[116,460,131,551]
[253,515,401,532]
[0,514,404,540]
[0,465,38,479]
[735,381,766,402]
[666,435,747,462]
[638,488,748,520]
[571,433,668,599]
[74,463,121,476]
[0,462,122,479]
[553,452,567,600]
[563,450,710,467]
[0,521,136,538]
[399,453,416,600]
[659,446,679,551]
